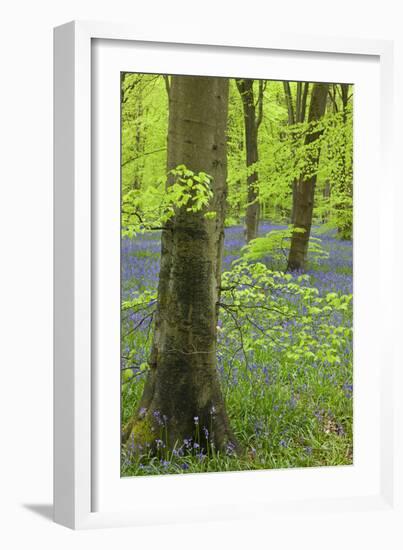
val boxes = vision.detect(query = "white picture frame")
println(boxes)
[54,20,401,537]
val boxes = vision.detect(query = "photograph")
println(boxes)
[120,73,353,476]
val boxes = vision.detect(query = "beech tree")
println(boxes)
[124,76,238,453]
[327,83,353,239]
[283,81,310,224]
[236,79,264,242]
[287,82,329,271]
[120,75,354,474]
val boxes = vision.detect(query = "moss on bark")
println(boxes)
[125,76,239,455]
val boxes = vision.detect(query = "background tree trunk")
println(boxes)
[283,81,310,225]
[236,79,264,242]
[338,83,353,239]
[327,83,353,239]
[126,76,237,453]
[287,83,329,271]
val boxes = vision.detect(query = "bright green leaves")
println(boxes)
[122,289,157,313]
[122,164,214,237]
[122,369,133,384]
[121,73,168,209]
[205,211,217,220]
[238,226,329,269]
[166,165,213,213]
[226,79,353,237]
[219,261,352,368]
[318,105,353,239]
[121,76,353,242]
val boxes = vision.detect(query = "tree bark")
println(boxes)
[283,82,310,225]
[287,83,329,271]
[125,76,238,454]
[236,79,263,242]
[337,84,353,239]
[131,97,144,190]
[283,81,295,126]
[327,84,352,239]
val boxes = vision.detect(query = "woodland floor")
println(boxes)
[121,222,353,476]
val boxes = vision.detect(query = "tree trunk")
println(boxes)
[283,82,310,225]
[323,180,331,222]
[290,182,297,225]
[287,83,329,271]
[125,76,238,454]
[236,79,263,242]
[132,98,144,190]
[337,83,353,240]
[328,83,352,239]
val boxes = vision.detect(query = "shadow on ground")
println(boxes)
[23,503,53,522]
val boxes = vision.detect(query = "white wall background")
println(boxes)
[0,0,401,548]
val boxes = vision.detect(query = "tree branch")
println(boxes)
[123,312,154,337]
[283,81,295,125]
[122,147,166,168]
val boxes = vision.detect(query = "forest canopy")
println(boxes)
[121,75,353,246]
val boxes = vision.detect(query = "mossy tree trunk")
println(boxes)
[236,79,264,242]
[287,83,329,271]
[125,76,238,454]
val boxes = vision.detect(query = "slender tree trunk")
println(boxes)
[125,76,238,453]
[131,98,144,190]
[300,82,310,124]
[120,72,126,103]
[328,83,352,239]
[283,81,295,126]
[323,180,331,222]
[338,83,353,240]
[287,83,329,271]
[290,181,298,225]
[283,81,297,224]
[245,108,259,241]
[236,79,263,242]
[235,138,244,222]
[283,81,310,225]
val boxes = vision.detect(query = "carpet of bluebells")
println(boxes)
[121,222,353,476]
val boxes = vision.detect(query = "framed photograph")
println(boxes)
[54,21,401,536]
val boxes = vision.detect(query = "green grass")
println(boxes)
[121,227,353,477]
[121,332,352,476]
